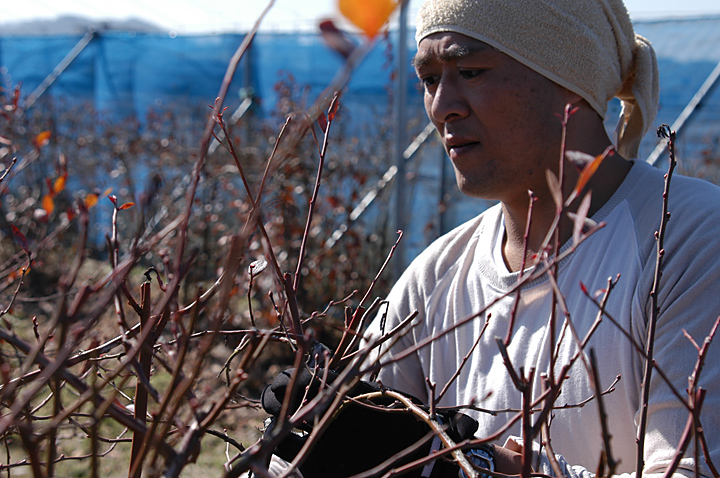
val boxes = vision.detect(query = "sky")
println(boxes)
[2,0,720,34]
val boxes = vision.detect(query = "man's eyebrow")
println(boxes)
[412,42,490,70]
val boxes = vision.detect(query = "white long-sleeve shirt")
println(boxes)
[366,159,720,477]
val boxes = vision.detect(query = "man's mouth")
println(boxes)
[445,137,480,157]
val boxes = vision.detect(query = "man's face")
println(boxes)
[414,32,577,204]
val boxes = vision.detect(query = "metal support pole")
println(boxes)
[324,121,435,250]
[393,0,409,279]
[439,144,448,235]
[646,58,720,167]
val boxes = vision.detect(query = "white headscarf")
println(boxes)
[416,0,660,158]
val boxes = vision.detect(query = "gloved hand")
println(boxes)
[261,367,478,478]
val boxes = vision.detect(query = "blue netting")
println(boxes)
[0,31,419,122]
[2,19,720,261]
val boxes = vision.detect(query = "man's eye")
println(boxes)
[459,69,485,79]
[420,76,438,87]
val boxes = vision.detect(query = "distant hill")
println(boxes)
[0,15,164,36]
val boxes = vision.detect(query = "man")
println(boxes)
[363,0,720,476]
[261,0,720,476]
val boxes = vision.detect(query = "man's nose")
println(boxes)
[428,77,469,124]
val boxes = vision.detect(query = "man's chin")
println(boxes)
[456,182,497,200]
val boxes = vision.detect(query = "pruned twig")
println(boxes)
[636,125,676,477]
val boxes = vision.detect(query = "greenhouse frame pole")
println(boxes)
[23,29,97,111]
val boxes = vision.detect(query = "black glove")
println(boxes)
[261,367,478,478]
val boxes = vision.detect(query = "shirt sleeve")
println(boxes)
[539,172,720,478]
[634,175,720,478]
[363,262,432,402]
